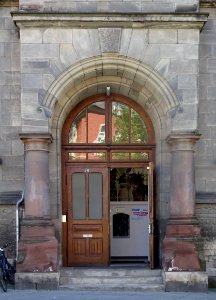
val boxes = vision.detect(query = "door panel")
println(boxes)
[67,167,109,266]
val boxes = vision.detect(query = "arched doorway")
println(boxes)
[62,94,156,268]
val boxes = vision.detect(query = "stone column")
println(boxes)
[16,133,58,287]
[22,134,51,218]
[163,132,202,273]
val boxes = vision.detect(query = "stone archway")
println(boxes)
[45,56,206,290]
[42,55,179,134]
[42,55,179,269]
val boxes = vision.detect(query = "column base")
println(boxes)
[163,222,202,272]
[16,217,58,273]
[15,272,59,290]
[163,271,208,292]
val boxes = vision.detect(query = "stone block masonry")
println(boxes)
[18,0,199,13]
[0,204,16,257]
[0,7,23,193]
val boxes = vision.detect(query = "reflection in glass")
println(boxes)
[68,152,106,161]
[87,152,106,160]
[112,102,129,144]
[69,152,87,160]
[113,213,129,237]
[130,152,149,160]
[69,110,86,143]
[88,102,105,144]
[131,109,148,143]
[111,152,130,160]
[89,173,103,219]
[68,100,148,145]
[110,168,148,202]
[72,173,86,219]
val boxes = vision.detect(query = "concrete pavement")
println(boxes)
[0,289,216,300]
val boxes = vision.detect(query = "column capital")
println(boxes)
[19,133,53,152]
[166,131,201,152]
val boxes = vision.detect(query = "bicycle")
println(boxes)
[0,244,16,292]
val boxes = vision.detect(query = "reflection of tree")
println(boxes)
[131,109,148,143]
[112,103,148,144]
[113,103,129,143]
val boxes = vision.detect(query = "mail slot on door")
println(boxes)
[83,234,93,238]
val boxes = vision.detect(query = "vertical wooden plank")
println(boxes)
[149,161,155,269]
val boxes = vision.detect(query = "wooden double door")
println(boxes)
[64,163,155,268]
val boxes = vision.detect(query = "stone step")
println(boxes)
[59,283,165,292]
[60,275,163,285]
[59,267,164,292]
[60,267,162,278]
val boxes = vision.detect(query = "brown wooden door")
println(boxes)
[149,162,155,269]
[67,166,109,266]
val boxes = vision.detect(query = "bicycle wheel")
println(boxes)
[6,263,15,285]
[0,268,7,292]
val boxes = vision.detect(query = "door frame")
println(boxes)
[61,94,157,267]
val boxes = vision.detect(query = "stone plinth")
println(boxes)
[15,272,59,290]
[163,271,208,292]
[16,217,58,273]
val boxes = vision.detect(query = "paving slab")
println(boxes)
[0,289,215,300]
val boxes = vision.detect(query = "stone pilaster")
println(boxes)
[163,133,208,291]
[16,133,58,278]
[163,132,207,291]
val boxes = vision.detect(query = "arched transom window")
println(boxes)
[62,95,155,162]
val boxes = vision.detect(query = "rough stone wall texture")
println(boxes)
[197,8,216,194]
[19,0,199,13]
[196,9,216,193]
[196,6,216,277]
[197,6,216,270]
[19,26,200,133]
[196,204,216,283]
[0,7,23,192]
[0,204,16,258]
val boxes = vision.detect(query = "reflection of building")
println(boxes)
[94,124,105,143]
[69,103,106,144]
[1,0,216,293]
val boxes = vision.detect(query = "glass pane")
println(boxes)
[69,152,87,160]
[69,109,86,143]
[72,173,86,219]
[113,213,130,237]
[111,152,129,160]
[130,152,149,160]
[89,173,103,219]
[88,102,105,143]
[112,102,129,144]
[110,168,148,202]
[131,109,148,143]
[87,152,106,160]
